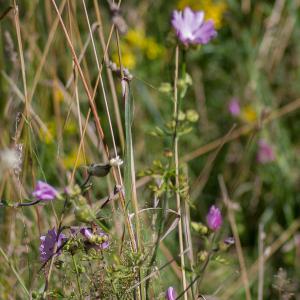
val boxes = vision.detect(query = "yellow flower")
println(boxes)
[40,122,56,144]
[53,86,64,103]
[64,120,77,135]
[112,43,136,69]
[125,28,165,60]
[144,38,165,60]
[62,148,86,169]
[177,0,202,10]
[241,105,257,123]
[113,29,164,68]
[125,29,147,49]
[177,0,227,29]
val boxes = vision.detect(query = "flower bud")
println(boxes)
[191,222,208,235]
[165,287,177,300]
[74,205,94,223]
[88,163,111,177]
[198,250,208,262]
[206,205,222,231]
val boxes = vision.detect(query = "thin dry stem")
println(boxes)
[219,175,252,300]
[258,223,265,300]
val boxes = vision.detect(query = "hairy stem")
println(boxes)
[173,45,188,300]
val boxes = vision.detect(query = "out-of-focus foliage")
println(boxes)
[0,0,300,299]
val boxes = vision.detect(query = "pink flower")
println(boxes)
[40,228,66,263]
[32,181,58,201]
[206,205,222,231]
[166,287,177,300]
[171,7,217,46]
[257,139,275,164]
[228,98,240,116]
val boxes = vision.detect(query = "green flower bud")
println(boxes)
[178,110,186,121]
[74,205,94,223]
[158,82,172,94]
[191,222,208,235]
[198,250,208,262]
[186,109,199,122]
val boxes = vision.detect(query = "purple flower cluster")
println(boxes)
[40,228,66,263]
[32,181,58,201]
[171,7,217,46]
[206,205,222,231]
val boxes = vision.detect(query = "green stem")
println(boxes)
[176,235,216,300]
[173,44,188,300]
[124,81,143,299]
[0,246,30,298]
[72,255,83,300]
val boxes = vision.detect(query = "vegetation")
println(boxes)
[0,0,300,299]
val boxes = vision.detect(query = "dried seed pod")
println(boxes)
[112,14,128,35]
[87,163,111,177]
[108,1,128,35]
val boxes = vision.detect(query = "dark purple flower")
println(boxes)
[171,7,217,46]
[80,227,109,250]
[206,205,222,231]
[228,98,241,116]
[40,228,66,263]
[166,287,177,300]
[32,181,58,201]
[257,139,275,164]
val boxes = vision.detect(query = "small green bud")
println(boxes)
[191,222,208,234]
[198,250,208,262]
[77,265,86,274]
[186,109,199,122]
[158,82,172,94]
[178,110,186,121]
[74,205,94,223]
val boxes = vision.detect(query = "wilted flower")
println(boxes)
[0,144,23,175]
[257,139,275,164]
[87,163,111,178]
[80,227,109,250]
[206,205,222,231]
[121,79,127,98]
[110,155,124,167]
[166,287,177,300]
[228,98,241,116]
[32,181,58,201]
[224,237,235,245]
[40,228,66,263]
[171,7,217,46]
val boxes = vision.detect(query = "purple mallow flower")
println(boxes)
[171,7,217,46]
[32,181,58,201]
[40,228,66,263]
[80,227,109,250]
[257,139,275,164]
[228,98,241,116]
[166,287,177,300]
[206,205,222,231]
